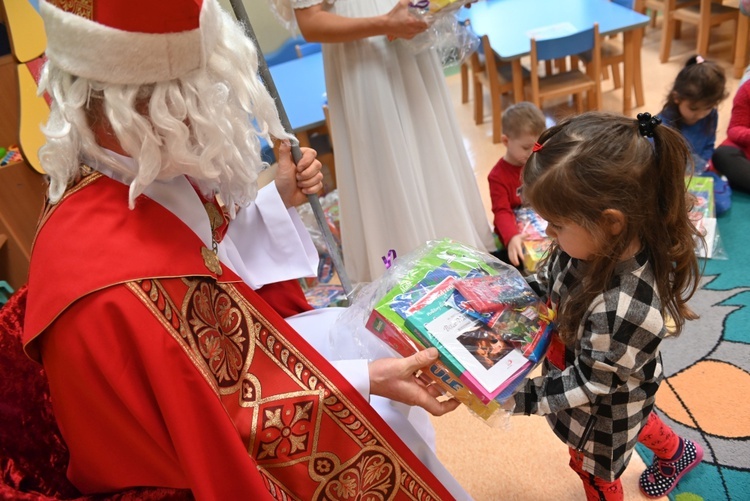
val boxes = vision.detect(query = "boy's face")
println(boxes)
[502,132,539,167]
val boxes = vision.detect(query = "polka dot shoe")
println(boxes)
[639,438,704,498]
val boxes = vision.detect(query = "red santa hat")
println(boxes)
[40,0,223,85]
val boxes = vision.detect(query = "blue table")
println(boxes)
[268,51,327,146]
[461,0,650,112]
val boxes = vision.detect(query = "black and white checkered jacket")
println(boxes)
[512,247,666,481]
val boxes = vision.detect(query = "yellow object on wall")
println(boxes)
[2,0,46,63]
[17,60,48,174]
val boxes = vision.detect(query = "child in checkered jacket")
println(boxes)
[504,112,704,500]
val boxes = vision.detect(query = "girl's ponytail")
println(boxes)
[649,121,702,333]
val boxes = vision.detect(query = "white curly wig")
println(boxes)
[38,0,292,214]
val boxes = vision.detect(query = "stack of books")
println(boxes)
[366,240,554,421]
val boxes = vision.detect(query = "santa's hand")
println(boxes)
[368,348,460,416]
[275,141,323,208]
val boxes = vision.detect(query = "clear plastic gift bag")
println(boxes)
[403,1,480,69]
[334,239,556,426]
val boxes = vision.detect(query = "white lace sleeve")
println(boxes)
[267,0,333,32]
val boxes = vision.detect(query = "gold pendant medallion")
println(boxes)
[201,246,223,275]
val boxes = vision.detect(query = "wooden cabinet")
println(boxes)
[0,53,46,291]
[0,161,45,290]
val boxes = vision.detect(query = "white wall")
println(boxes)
[217,0,294,53]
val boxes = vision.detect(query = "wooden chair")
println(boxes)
[460,19,480,105]
[472,35,529,143]
[528,23,602,114]
[645,0,700,32]
[660,0,739,63]
[580,0,646,114]
[460,59,473,104]
[295,42,322,59]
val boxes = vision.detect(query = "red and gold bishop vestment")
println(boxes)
[24,173,454,501]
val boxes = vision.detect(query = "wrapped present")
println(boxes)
[404,278,553,403]
[361,239,555,421]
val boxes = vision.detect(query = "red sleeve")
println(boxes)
[488,160,520,246]
[39,285,273,500]
[256,278,313,318]
[727,83,750,148]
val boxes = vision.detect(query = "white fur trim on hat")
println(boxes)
[40,0,222,85]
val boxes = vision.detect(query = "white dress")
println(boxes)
[293,0,496,283]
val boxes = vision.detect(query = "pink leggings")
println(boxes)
[568,412,681,501]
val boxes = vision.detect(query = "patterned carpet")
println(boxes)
[636,191,750,501]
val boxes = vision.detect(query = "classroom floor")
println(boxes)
[428,16,745,501]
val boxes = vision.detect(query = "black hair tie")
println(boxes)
[637,112,662,138]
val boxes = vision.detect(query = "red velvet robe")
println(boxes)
[23,173,453,501]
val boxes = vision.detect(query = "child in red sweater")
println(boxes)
[488,102,547,268]
[712,78,750,193]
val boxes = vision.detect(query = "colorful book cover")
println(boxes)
[369,307,502,418]
[406,293,532,402]
[423,308,530,394]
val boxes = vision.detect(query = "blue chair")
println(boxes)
[295,42,322,58]
[528,23,602,113]
[264,35,307,66]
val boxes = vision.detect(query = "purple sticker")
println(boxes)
[409,0,430,8]
[381,249,398,269]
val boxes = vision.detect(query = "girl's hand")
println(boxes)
[384,0,429,41]
[275,141,323,208]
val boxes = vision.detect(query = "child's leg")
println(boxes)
[637,412,703,498]
[568,448,624,501]
[638,411,681,458]
[713,145,750,193]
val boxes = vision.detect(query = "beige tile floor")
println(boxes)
[429,17,745,501]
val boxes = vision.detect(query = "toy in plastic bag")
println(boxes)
[403,1,479,68]
[513,207,552,272]
[686,176,727,260]
[297,189,342,260]
[334,239,555,426]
